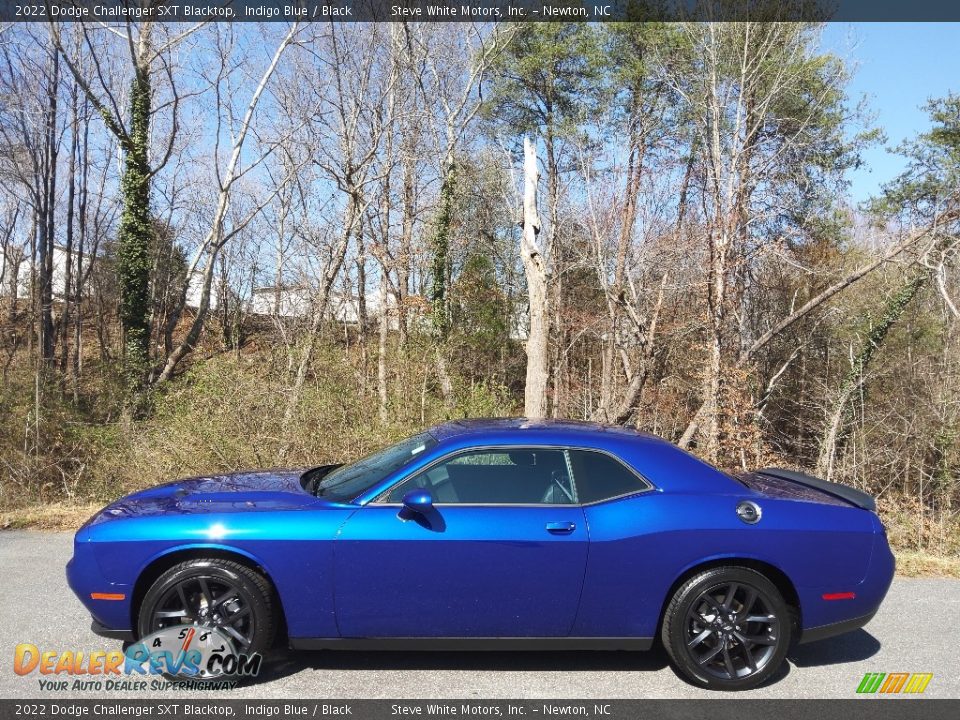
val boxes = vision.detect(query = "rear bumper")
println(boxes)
[797,521,894,640]
[798,609,877,644]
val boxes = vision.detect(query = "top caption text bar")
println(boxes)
[2,0,960,23]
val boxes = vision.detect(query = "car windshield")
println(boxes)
[313,432,437,502]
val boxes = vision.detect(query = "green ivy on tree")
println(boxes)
[115,67,154,390]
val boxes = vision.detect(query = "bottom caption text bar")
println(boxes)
[2,700,958,720]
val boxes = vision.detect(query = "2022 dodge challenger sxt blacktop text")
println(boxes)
[67,418,894,690]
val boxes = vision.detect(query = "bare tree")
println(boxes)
[0,30,61,366]
[156,22,302,383]
[49,13,204,383]
[520,136,549,417]
[280,23,400,434]
[665,23,862,460]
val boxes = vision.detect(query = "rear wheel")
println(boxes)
[661,567,792,690]
[137,559,275,678]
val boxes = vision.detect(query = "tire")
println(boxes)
[661,566,792,690]
[137,559,275,678]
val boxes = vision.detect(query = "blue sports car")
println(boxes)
[67,418,894,690]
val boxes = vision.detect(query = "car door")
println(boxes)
[564,448,660,638]
[334,447,588,638]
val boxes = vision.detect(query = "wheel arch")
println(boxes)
[656,556,802,640]
[130,546,288,642]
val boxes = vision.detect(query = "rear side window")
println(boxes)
[569,450,649,504]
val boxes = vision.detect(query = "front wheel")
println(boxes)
[661,567,792,690]
[137,559,275,678]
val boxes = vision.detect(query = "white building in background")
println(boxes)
[184,269,218,311]
[248,284,404,327]
[248,283,522,338]
[0,244,87,300]
[1,246,519,338]
[249,285,312,318]
[0,245,214,311]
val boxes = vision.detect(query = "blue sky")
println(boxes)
[820,23,960,204]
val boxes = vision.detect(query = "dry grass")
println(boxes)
[0,502,102,530]
[894,551,960,579]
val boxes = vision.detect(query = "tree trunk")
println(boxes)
[38,49,59,367]
[116,55,154,384]
[397,137,415,349]
[701,54,730,464]
[377,263,389,426]
[280,193,360,436]
[60,80,79,377]
[597,116,646,422]
[546,132,561,418]
[675,137,698,234]
[27,210,35,357]
[430,157,454,338]
[430,156,456,410]
[521,137,549,418]
[356,229,368,339]
[156,245,217,383]
[72,112,89,398]
[593,275,667,425]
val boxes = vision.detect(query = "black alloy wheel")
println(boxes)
[138,559,275,676]
[662,567,792,690]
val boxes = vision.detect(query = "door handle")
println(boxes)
[545,521,576,535]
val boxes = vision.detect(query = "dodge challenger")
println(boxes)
[67,418,894,690]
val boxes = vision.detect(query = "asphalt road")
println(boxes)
[1,530,957,699]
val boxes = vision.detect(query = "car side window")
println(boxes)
[568,450,649,504]
[382,448,575,505]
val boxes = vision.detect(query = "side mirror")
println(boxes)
[402,489,434,515]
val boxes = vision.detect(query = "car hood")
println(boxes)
[85,468,327,525]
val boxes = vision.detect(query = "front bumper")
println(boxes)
[66,532,134,637]
[91,619,135,643]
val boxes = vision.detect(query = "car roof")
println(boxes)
[414,417,740,496]
[427,417,663,446]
